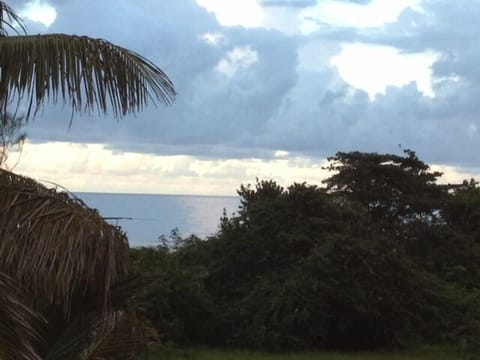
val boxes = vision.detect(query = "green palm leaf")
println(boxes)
[0,34,176,119]
[0,2,26,36]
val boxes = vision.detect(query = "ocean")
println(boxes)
[76,192,240,247]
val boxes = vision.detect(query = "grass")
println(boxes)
[140,345,466,360]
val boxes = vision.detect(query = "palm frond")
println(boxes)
[0,271,43,360]
[0,169,129,315]
[85,309,156,360]
[0,2,27,36]
[0,34,176,120]
[44,277,156,360]
[46,309,155,360]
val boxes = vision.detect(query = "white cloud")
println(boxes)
[274,150,289,157]
[300,0,422,33]
[19,0,57,27]
[216,46,258,77]
[13,142,480,196]
[330,43,439,99]
[432,164,480,185]
[196,0,265,28]
[194,0,305,35]
[200,32,225,45]
[13,142,330,195]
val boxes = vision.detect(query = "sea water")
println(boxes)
[76,192,240,247]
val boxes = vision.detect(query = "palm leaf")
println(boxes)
[45,309,155,360]
[44,277,156,360]
[0,1,26,36]
[0,34,176,120]
[0,169,129,316]
[84,309,156,360]
[0,271,43,360]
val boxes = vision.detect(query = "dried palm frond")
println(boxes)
[0,169,129,316]
[84,309,157,360]
[44,277,156,360]
[0,271,43,360]
[0,34,176,120]
[0,1,26,36]
[45,309,156,360]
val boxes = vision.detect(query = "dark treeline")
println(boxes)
[129,150,480,352]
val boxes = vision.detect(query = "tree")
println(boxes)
[443,179,480,234]
[200,180,444,350]
[323,150,447,231]
[129,158,480,352]
[0,2,176,359]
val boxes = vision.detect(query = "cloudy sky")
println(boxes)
[9,0,480,195]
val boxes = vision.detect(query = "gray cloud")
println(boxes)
[25,0,299,156]
[18,0,480,171]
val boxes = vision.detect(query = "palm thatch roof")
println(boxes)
[0,271,43,360]
[0,169,155,358]
[0,169,130,315]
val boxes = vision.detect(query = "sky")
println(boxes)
[8,0,480,195]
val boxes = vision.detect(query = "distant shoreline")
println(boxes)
[75,191,239,199]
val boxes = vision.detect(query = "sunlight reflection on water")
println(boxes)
[76,193,240,247]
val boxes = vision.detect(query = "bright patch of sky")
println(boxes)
[13,142,330,195]
[196,0,265,28]
[195,0,422,33]
[19,0,57,27]
[274,150,289,158]
[12,142,479,195]
[331,43,440,99]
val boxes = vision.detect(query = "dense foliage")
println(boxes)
[130,150,480,353]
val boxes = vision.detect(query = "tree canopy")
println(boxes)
[131,150,480,354]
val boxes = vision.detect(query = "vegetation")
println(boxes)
[0,2,175,359]
[139,345,464,360]
[131,150,480,357]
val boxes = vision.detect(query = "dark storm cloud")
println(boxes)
[19,0,480,170]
